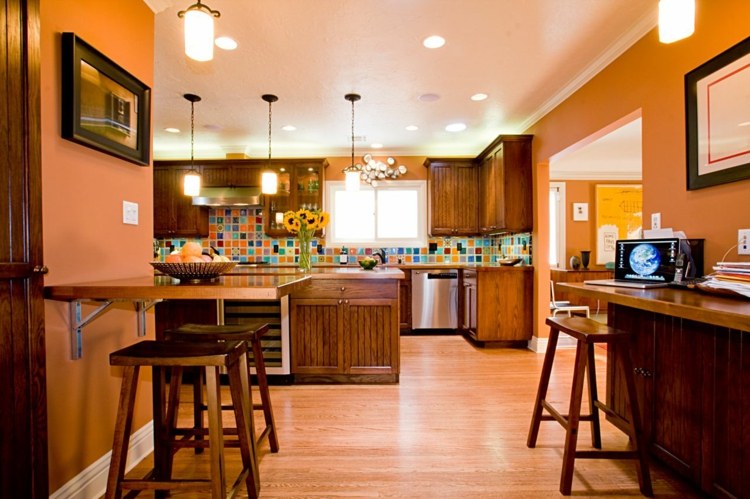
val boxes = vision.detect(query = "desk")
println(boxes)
[550,269,613,313]
[560,283,750,497]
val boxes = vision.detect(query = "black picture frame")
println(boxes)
[61,32,151,166]
[685,36,750,190]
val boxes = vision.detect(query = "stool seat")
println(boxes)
[105,339,259,499]
[165,322,279,454]
[527,316,652,496]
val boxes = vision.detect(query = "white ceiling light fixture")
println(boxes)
[281,125,296,131]
[214,36,237,50]
[261,94,279,195]
[445,122,467,132]
[165,127,180,133]
[405,125,419,131]
[471,93,488,101]
[423,35,446,49]
[658,0,695,44]
[183,93,202,196]
[371,143,383,149]
[343,93,362,192]
[178,0,221,61]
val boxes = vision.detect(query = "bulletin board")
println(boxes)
[595,184,643,265]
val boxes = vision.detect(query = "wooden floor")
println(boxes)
[127,334,702,498]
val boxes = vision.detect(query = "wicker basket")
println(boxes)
[150,261,237,282]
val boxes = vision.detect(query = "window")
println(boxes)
[325,181,427,247]
[549,182,566,267]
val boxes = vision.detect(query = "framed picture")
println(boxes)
[572,202,588,221]
[61,33,151,166]
[685,36,750,190]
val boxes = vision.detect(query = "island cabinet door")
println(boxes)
[344,298,399,374]
[290,298,344,374]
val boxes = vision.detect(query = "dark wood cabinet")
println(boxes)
[153,165,209,238]
[476,135,533,233]
[201,163,260,187]
[264,160,327,237]
[425,158,479,236]
[290,279,399,382]
[398,269,411,332]
[461,268,533,343]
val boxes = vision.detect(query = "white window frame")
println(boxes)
[549,182,566,268]
[324,180,428,248]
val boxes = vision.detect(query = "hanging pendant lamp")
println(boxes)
[658,0,695,44]
[343,93,362,192]
[261,94,279,195]
[183,93,202,196]
[178,0,221,61]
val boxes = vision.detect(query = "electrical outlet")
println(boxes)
[651,212,661,230]
[123,201,138,225]
[739,229,750,255]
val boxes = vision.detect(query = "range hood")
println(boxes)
[191,187,264,207]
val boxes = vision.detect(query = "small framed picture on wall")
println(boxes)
[572,203,589,221]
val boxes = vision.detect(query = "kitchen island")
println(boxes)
[560,282,750,497]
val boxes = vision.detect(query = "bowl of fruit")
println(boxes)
[151,241,236,282]
[358,256,378,270]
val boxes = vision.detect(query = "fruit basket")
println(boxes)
[150,261,237,282]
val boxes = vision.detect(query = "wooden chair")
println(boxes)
[527,316,652,496]
[106,340,259,499]
[164,322,279,453]
[550,280,590,318]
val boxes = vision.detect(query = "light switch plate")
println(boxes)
[123,201,138,225]
[651,212,661,230]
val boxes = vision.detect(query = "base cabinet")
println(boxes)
[399,269,411,332]
[608,304,750,497]
[290,279,400,382]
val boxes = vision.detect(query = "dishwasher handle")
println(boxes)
[426,272,458,279]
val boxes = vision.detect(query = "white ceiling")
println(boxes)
[148,0,656,161]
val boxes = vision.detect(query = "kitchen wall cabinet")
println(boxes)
[264,159,327,237]
[460,268,533,343]
[424,158,479,236]
[201,163,261,187]
[476,135,533,233]
[290,279,399,382]
[153,165,209,238]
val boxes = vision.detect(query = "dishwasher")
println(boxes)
[411,269,459,330]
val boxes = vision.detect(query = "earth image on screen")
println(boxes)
[629,243,661,276]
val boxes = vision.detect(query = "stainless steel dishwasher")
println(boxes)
[411,269,459,330]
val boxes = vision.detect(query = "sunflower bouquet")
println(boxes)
[282,208,330,271]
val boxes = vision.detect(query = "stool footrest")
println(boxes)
[575,450,641,460]
[541,400,568,429]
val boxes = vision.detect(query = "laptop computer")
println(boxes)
[584,238,680,289]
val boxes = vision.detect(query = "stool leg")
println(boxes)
[251,335,279,452]
[193,367,205,454]
[586,343,602,449]
[164,367,183,476]
[560,340,588,495]
[229,351,260,498]
[105,365,139,499]
[527,328,560,448]
[618,345,653,496]
[205,366,228,499]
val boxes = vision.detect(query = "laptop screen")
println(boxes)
[614,238,680,284]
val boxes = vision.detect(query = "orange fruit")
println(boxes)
[181,241,203,257]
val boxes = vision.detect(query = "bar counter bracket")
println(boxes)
[69,299,161,359]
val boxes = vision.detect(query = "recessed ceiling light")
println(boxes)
[423,35,445,49]
[281,125,296,131]
[371,143,383,149]
[405,125,419,131]
[418,93,440,102]
[739,121,750,127]
[215,37,238,50]
[164,127,180,133]
[445,123,467,132]
[471,93,488,101]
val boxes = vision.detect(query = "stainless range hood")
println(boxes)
[191,187,264,207]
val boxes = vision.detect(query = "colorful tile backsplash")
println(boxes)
[157,208,532,265]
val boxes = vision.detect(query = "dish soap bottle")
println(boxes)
[339,246,348,265]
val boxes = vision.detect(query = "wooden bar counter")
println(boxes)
[560,282,750,497]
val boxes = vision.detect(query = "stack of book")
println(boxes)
[703,262,750,298]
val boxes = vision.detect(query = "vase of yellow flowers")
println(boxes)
[282,208,330,272]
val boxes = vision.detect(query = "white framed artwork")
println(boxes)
[572,203,589,221]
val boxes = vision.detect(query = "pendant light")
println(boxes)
[261,94,279,195]
[183,93,202,196]
[343,93,362,192]
[658,0,695,44]
[178,0,221,61]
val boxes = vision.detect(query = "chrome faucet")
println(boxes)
[372,248,387,264]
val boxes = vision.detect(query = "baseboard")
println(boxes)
[527,334,577,353]
[50,421,153,499]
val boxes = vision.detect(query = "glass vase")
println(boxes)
[298,235,312,272]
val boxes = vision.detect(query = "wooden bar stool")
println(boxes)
[106,340,259,499]
[527,316,652,496]
[164,322,279,453]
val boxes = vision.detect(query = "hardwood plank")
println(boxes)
[127,335,701,497]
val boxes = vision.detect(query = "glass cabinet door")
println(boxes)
[264,163,325,237]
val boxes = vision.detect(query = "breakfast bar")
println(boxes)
[560,282,750,497]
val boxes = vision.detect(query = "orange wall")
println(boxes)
[527,0,750,339]
[40,0,154,491]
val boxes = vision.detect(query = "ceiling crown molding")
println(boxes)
[143,0,173,14]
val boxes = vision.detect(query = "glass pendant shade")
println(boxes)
[183,8,214,61]
[262,171,278,195]
[658,0,695,43]
[345,168,361,192]
[183,171,201,196]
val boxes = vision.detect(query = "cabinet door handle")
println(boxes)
[634,367,653,378]
[33,265,49,274]
[338,299,343,305]
[340,287,346,292]
[345,299,349,304]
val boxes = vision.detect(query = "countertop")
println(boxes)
[224,266,405,280]
[231,262,532,272]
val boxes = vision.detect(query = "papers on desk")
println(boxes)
[704,262,750,298]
